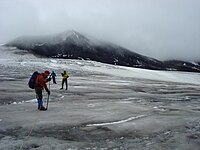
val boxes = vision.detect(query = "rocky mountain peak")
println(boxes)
[53,30,91,46]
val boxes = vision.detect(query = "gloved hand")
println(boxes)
[47,77,51,82]
[46,89,50,95]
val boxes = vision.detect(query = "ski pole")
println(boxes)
[46,80,50,110]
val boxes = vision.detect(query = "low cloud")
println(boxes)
[0,0,200,60]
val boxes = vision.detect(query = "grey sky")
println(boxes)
[0,0,200,60]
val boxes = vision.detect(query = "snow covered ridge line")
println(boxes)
[86,115,146,127]
[0,43,6,46]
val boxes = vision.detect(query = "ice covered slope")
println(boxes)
[83,63,200,85]
[1,45,200,85]
[1,45,200,150]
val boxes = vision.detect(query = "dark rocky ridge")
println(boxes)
[165,60,200,73]
[6,30,200,72]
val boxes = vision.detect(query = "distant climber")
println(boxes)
[35,70,51,111]
[51,71,57,84]
[60,70,69,90]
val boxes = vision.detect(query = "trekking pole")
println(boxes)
[46,80,50,110]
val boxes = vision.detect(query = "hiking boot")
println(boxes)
[39,106,47,111]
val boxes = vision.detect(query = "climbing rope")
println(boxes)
[19,110,40,150]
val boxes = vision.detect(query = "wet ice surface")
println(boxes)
[0,46,200,149]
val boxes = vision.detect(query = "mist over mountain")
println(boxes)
[6,30,200,72]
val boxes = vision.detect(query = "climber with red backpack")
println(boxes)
[28,70,51,111]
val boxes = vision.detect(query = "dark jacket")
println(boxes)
[51,71,56,77]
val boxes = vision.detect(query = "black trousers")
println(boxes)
[52,77,57,84]
[35,89,43,100]
[35,89,44,108]
[61,78,68,90]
